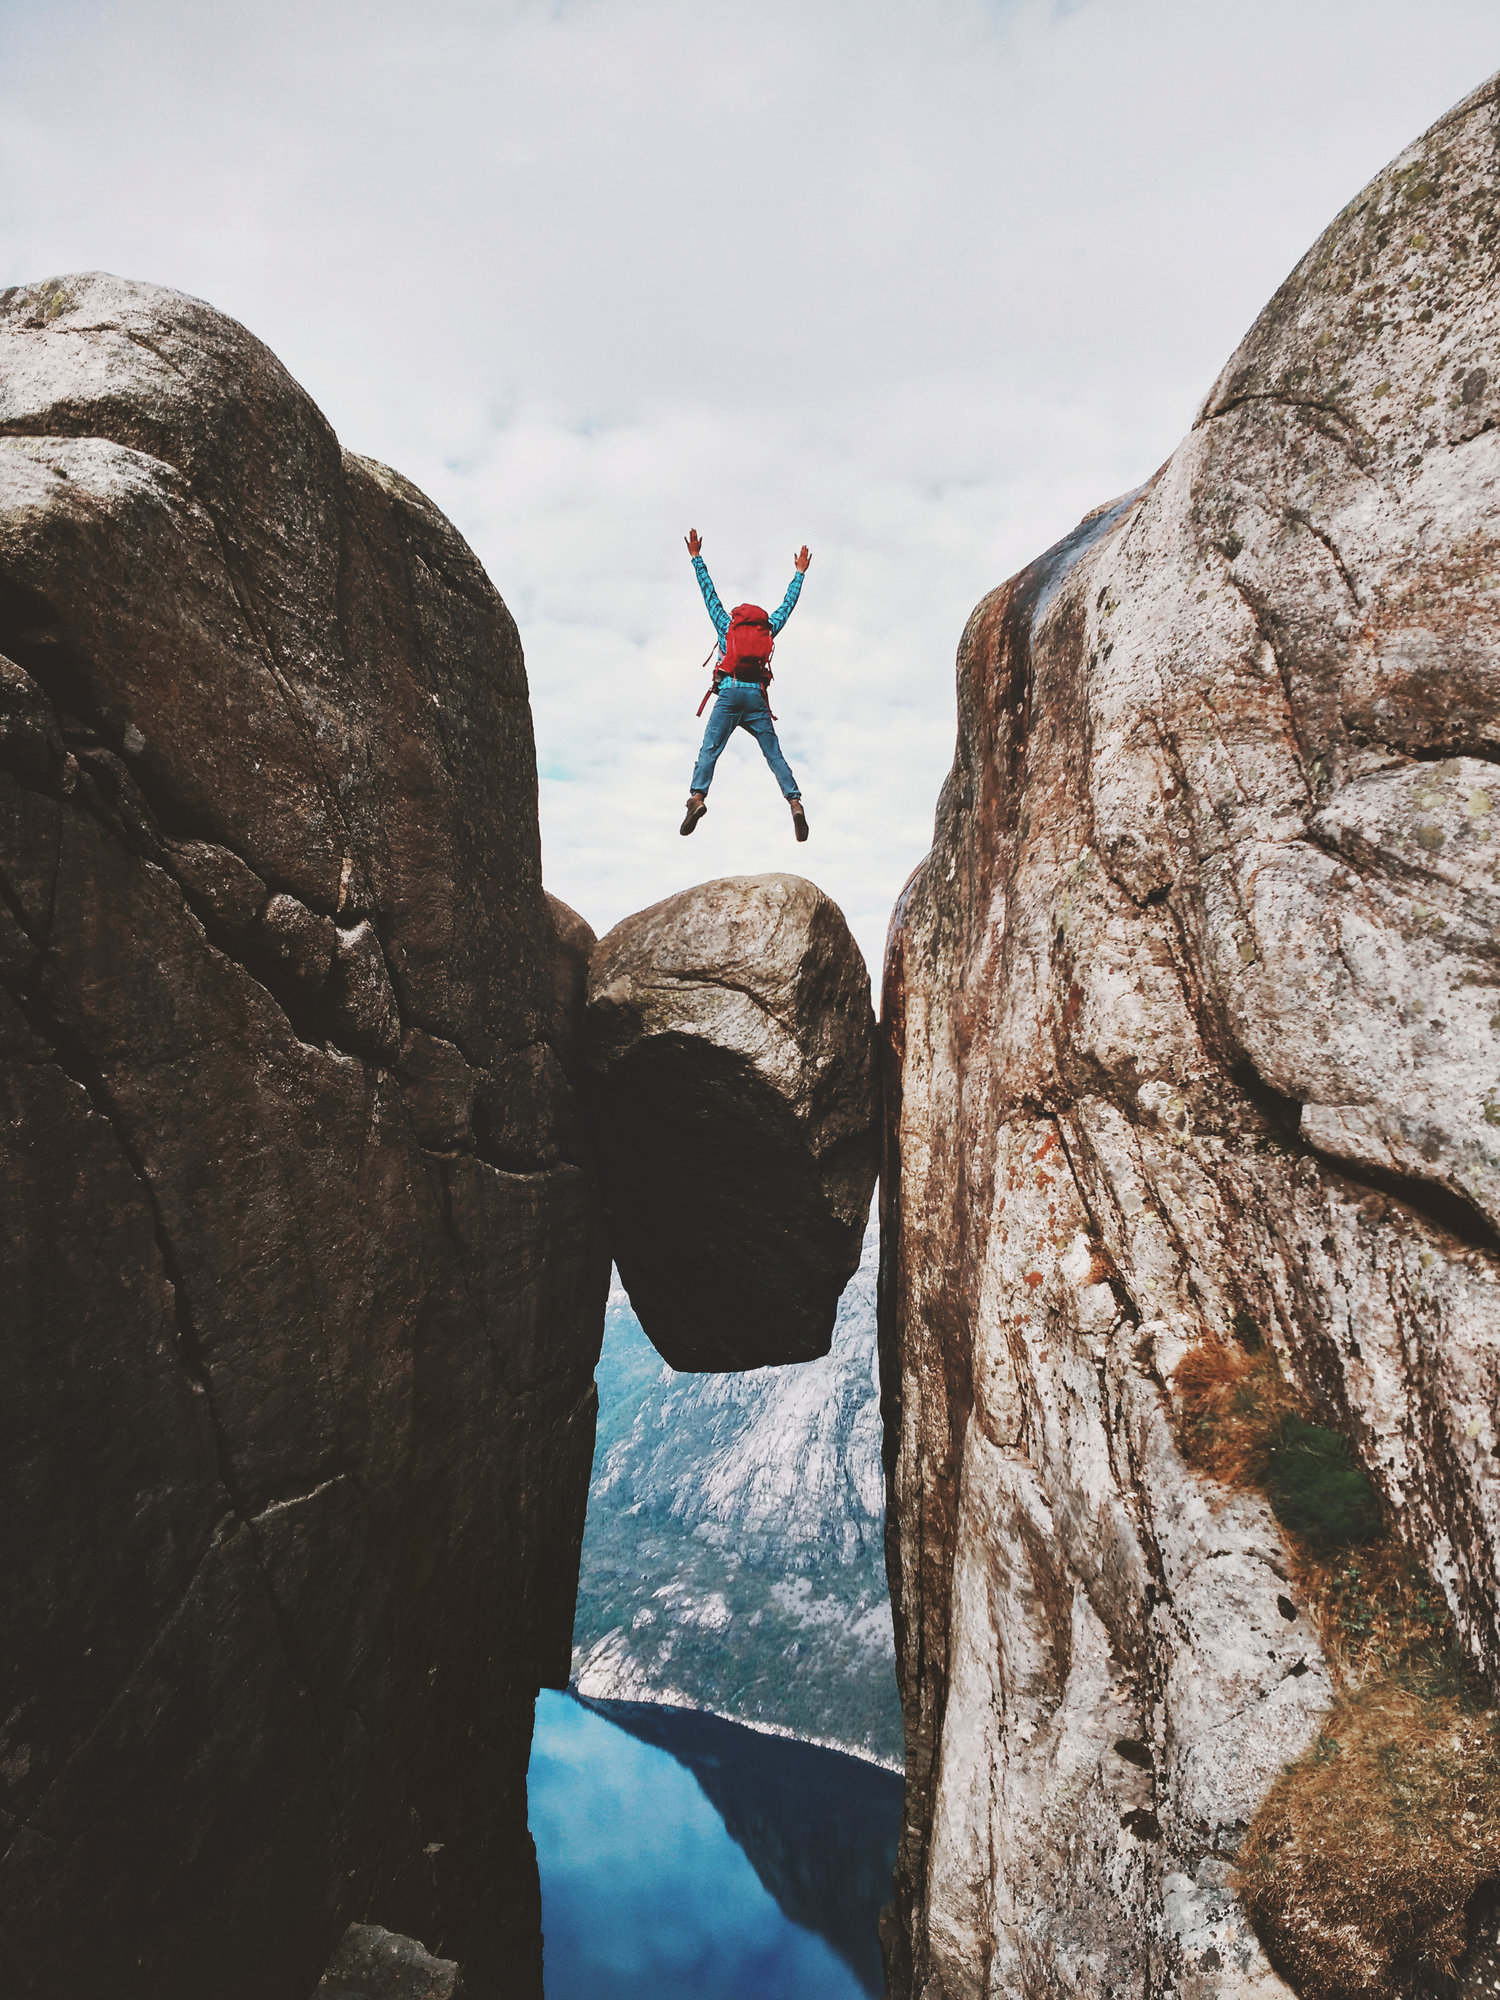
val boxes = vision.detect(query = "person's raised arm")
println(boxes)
[769,544,811,635]
[685,527,729,640]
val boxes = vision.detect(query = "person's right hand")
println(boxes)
[685,529,703,558]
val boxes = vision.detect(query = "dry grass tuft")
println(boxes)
[1173,1337,1299,1488]
[1237,1683,1500,1999]
[1170,1334,1500,1997]
[1294,1542,1461,1692]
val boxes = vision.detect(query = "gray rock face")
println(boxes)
[311,1925,460,2000]
[882,74,1500,2000]
[0,275,609,1999]
[584,873,878,1371]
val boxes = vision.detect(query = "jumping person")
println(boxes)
[680,529,811,841]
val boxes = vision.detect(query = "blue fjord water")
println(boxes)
[530,1690,901,1999]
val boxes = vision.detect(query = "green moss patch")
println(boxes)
[1262,1417,1383,1554]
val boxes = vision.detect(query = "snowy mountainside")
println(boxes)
[571,1222,902,1766]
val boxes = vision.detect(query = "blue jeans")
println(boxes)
[690,682,801,799]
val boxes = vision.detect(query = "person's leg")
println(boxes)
[740,702,801,799]
[690,695,738,796]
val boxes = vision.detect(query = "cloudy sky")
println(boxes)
[2,0,1495,973]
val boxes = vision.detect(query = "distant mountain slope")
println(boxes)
[571,1224,902,1767]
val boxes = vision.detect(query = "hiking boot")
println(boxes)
[680,793,708,836]
[790,800,809,843]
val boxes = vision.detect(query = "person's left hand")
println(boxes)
[794,545,811,572]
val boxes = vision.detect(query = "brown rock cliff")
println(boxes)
[0,275,609,2000]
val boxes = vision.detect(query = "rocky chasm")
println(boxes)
[882,69,1500,2000]
[12,67,1500,2000]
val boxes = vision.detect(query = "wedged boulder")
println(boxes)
[883,72,1500,2000]
[0,275,609,2000]
[584,873,877,1371]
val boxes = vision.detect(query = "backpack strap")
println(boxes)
[695,646,721,716]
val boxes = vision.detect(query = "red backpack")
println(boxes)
[697,604,777,715]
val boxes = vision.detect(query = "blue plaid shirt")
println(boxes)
[693,555,804,659]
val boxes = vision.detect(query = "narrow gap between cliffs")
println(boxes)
[530,1218,902,2000]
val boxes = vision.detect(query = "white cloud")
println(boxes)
[2,0,1496,971]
